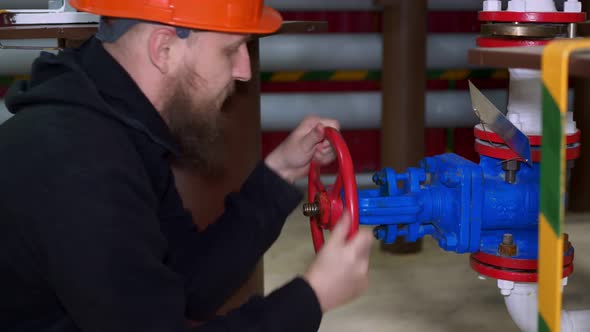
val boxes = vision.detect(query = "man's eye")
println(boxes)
[225,45,241,56]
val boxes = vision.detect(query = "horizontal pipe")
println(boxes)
[2,0,50,9]
[1,90,574,129]
[267,0,570,11]
[260,34,478,71]
[8,0,486,11]
[267,0,486,11]
[0,102,11,123]
[1,34,477,74]
[0,90,502,128]
[261,90,507,129]
[295,173,376,190]
[6,1,571,13]
[260,89,574,130]
[0,39,57,76]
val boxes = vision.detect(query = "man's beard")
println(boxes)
[162,73,235,176]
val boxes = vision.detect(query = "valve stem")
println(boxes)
[303,202,320,217]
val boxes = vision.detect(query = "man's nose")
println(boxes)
[232,43,251,82]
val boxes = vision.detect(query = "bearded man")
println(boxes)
[0,1,373,332]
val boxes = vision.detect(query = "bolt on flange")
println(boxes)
[498,233,517,257]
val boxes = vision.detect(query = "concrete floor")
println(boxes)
[264,207,590,332]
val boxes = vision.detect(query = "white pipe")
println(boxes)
[261,91,507,129]
[498,279,590,332]
[266,0,488,11]
[507,69,577,135]
[267,0,379,11]
[563,310,590,331]
[0,39,57,76]
[260,34,478,71]
[4,90,573,129]
[507,0,557,11]
[0,91,503,128]
[2,0,50,9]
[0,34,478,74]
[5,0,572,13]
[0,101,10,123]
[295,173,376,190]
[2,0,490,11]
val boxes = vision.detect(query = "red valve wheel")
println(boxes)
[305,127,359,253]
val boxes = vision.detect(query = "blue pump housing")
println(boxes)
[360,153,540,258]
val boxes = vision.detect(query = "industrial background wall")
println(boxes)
[2,1,578,173]
[0,1,519,169]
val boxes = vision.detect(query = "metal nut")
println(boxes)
[498,234,517,257]
[498,243,517,257]
[564,233,572,252]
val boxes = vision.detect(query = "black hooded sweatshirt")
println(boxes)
[0,37,322,332]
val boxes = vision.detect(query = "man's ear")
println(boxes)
[147,28,178,74]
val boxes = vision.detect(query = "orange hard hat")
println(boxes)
[68,0,283,34]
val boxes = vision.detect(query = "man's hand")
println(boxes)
[265,115,340,184]
[303,212,373,313]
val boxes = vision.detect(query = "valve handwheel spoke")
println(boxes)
[303,127,359,253]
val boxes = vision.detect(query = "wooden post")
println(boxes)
[376,0,428,254]
[568,0,590,212]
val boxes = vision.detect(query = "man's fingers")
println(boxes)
[300,124,325,154]
[320,140,331,150]
[319,119,340,132]
[314,150,336,166]
[328,211,352,246]
[350,229,374,258]
[297,116,340,138]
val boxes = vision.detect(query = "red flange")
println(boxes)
[308,127,360,253]
[474,127,581,146]
[470,257,574,282]
[472,251,574,270]
[470,251,575,282]
[479,11,587,23]
[476,37,551,48]
[475,140,581,162]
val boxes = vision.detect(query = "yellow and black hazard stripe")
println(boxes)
[539,39,590,332]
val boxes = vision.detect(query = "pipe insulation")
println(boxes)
[0,90,503,128]
[267,0,492,11]
[2,90,575,129]
[0,102,10,123]
[7,0,488,11]
[0,39,57,76]
[260,88,572,129]
[507,69,577,135]
[261,91,507,129]
[5,0,571,12]
[259,34,478,71]
[0,34,478,74]
[269,0,571,11]
[295,173,376,190]
[2,0,51,9]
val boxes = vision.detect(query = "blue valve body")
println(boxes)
[360,153,540,258]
